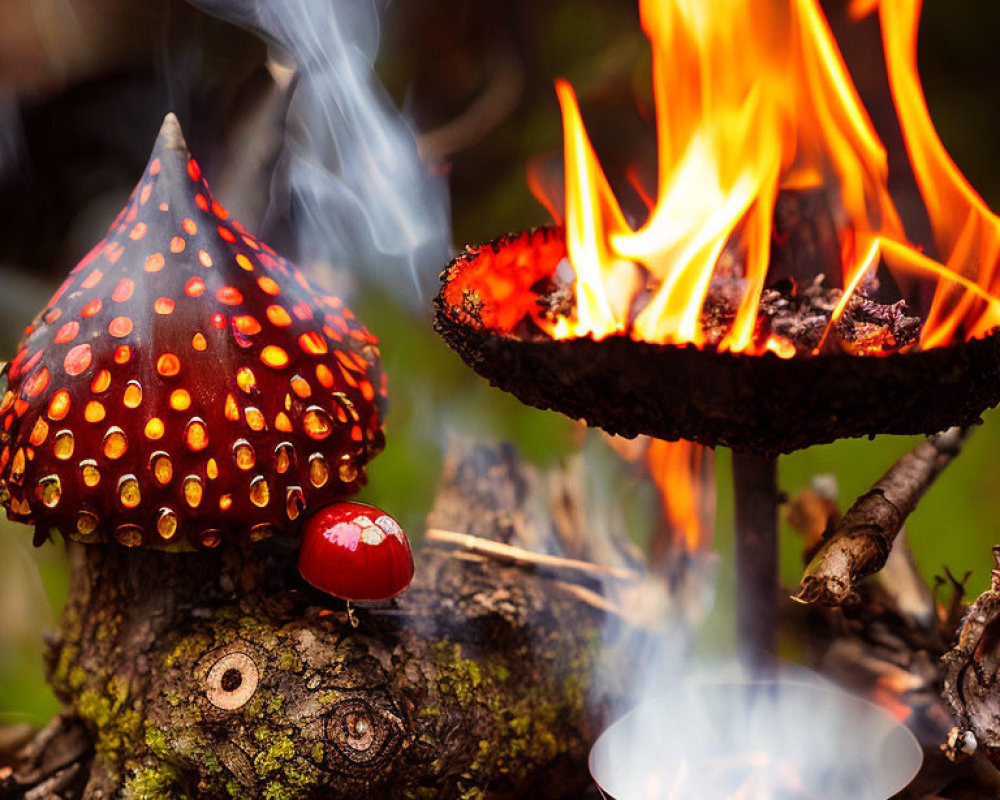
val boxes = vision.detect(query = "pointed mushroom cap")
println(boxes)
[0,114,386,549]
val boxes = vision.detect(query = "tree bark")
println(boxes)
[2,443,620,800]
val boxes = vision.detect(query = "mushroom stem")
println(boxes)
[732,451,779,675]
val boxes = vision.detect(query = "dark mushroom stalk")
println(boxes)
[0,114,415,595]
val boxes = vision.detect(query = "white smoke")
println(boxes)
[186,0,452,302]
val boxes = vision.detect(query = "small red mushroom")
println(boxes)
[298,502,414,602]
[0,113,389,551]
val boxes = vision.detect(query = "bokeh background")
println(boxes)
[2,0,1000,725]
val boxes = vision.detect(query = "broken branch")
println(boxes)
[792,425,969,606]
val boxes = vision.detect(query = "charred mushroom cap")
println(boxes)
[0,114,386,548]
[435,227,1000,455]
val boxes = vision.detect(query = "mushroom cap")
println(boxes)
[298,502,414,601]
[435,227,1000,455]
[0,114,387,549]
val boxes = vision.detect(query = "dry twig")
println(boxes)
[792,426,969,606]
[425,527,640,582]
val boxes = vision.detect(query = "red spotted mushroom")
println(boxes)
[298,502,414,602]
[0,114,408,581]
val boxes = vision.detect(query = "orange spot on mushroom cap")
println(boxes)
[260,345,289,369]
[48,390,70,420]
[233,315,261,335]
[258,277,280,296]
[112,278,135,302]
[236,367,257,393]
[81,269,103,289]
[54,321,79,344]
[84,400,106,423]
[64,344,93,376]
[170,389,191,411]
[299,331,328,355]
[91,369,111,393]
[315,364,335,389]
[217,286,243,305]
[157,353,181,377]
[108,316,133,338]
[123,381,142,408]
[266,305,292,326]
[81,299,103,318]
[22,367,50,398]
[145,417,165,439]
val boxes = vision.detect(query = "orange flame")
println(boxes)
[878,0,1000,346]
[535,0,1000,352]
[645,439,714,554]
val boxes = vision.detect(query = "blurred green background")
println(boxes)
[2,0,1000,727]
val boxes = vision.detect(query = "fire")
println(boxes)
[607,436,714,555]
[645,439,713,554]
[533,0,1000,353]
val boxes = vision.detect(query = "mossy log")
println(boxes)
[1,444,621,799]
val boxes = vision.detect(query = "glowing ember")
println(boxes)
[510,0,1000,356]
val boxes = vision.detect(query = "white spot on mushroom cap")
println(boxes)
[375,515,404,543]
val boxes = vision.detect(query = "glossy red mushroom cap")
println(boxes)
[0,114,387,549]
[298,502,414,601]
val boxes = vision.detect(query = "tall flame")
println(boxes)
[543,0,1000,353]
[877,0,1000,346]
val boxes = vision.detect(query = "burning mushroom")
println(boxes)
[434,0,1000,672]
[0,114,408,595]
